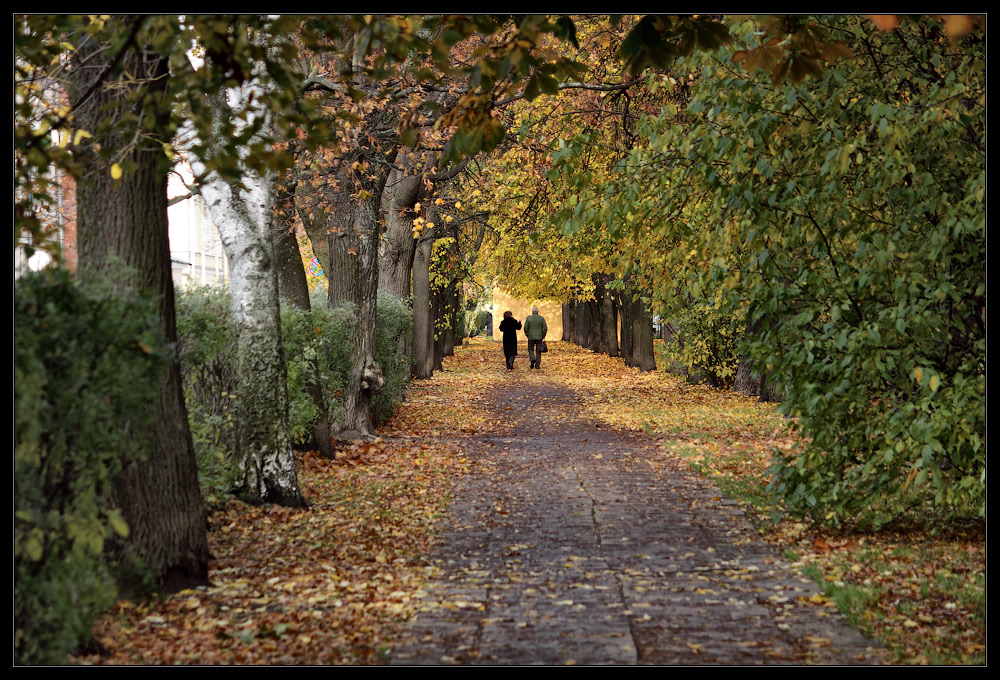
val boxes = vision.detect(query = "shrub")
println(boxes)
[373,291,413,424]
[658,299,742,389]
[15,268,164,664]
[174,285,237,498]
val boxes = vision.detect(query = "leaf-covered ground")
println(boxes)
[75,339,984,664]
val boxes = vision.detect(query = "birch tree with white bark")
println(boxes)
[183,71,306,508]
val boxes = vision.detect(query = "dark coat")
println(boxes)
[498,317,521,357]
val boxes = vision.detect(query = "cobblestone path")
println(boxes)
[391,366,882,665]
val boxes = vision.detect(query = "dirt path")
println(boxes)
[391,346,882,665]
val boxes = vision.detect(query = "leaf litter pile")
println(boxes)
[76,340,984,664]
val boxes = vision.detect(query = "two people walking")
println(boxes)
[499,306,548,370]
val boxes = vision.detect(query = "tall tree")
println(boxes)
[67,16,209,590]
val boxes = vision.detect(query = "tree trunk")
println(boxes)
[629,292,657,371]
[600,281,620,357]
[186,83,306,508]
[379,166,422,299]
[732,317,784,402]
[273,174,335,459]
[272,181,312,311]
[432,285,445,372]
[561,302,574,342]
[618,290,634,366]
[412,229,435,379]
[573,299,590,348]
[325,152,395,435]
[71,30,209,592]
[588,298,604,352]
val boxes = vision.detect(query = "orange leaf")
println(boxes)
[868,15,899,31]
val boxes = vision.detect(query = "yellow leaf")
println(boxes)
[73,129,92,145]
[24,535,44,561]
[913,367,923,382]
[929,375,939,392]
[108,510,129,537]
[110,163,123,180]
[162,143,176,159]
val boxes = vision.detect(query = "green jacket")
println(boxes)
[523,313,548,340]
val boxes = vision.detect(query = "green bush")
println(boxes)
[281,296,353,438]
[15,268,165,664]
[373,291,413,424]
[174,285,237,498]
[658,299,742,389]
[673,17,986,525]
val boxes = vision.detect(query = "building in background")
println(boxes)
[16,158,226,289]
[15,161,77,278]
[166,163,228,287]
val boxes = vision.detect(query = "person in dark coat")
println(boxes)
[498,310,521,369]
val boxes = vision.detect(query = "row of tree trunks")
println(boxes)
[70,26,210,592]
[563,277,656,373]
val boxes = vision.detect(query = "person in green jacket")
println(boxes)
[523,306,548,369]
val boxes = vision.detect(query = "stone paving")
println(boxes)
[391,373,883,665]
